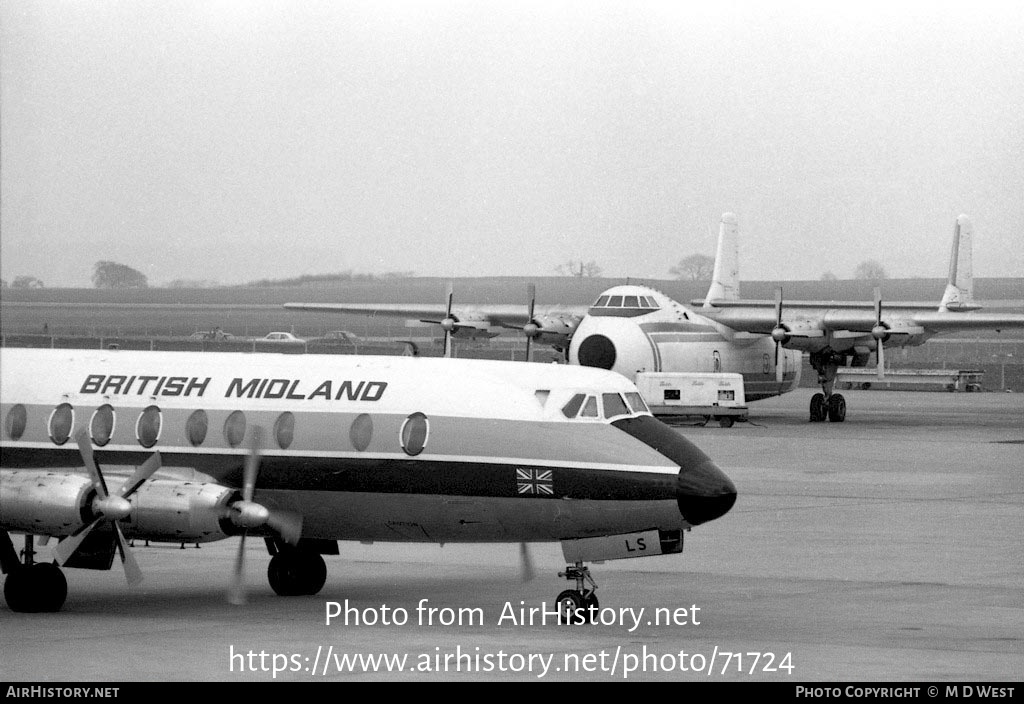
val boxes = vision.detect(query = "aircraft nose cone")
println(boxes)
[677,459,736,526]
[611,416,737,526]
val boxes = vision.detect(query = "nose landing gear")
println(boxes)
[555,561,599,625]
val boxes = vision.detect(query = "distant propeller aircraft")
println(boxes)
[287,213,1024,422]
[0,348,735,615]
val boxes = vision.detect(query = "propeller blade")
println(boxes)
[266,510,304,547]
[228,532,248,605]
[774,287,785,383]
[525,283,537,362]
[519,542,535,583]
[242,426,264,503]
[443,282,455,359]
[75,428,108,499]
[118,451,162,499]
[873,287,886,379]
[112,522,143,586]
[52,517,103,565]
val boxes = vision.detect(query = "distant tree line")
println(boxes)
[555,260,603,278]
[5,276,45,288]
[93,261,148,288]
[669,254,715,281]
[241,270,416,287]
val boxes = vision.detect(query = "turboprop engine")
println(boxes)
[0,470,241,543]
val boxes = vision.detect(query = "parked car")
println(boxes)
[263,332,305,343]
[317,330,359,344]
[188,329,234,341]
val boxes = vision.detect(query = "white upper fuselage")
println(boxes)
[0,348,736,543]
[568,285,803,401]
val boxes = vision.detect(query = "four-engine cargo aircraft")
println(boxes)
[0,348,736,615]
[287,213,1024,422]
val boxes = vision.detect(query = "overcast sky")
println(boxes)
[2,0,1022,287]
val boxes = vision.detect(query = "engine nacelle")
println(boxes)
[124,479,240,543]
[878,319,928,348]
[0,471,95,536]
[0,470,241,543]
[532,314,580,349]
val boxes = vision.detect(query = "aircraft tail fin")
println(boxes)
[703,212,740,307]
[939,214,975,312]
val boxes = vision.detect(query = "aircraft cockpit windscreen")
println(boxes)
[559,390,651,422]
[589,292,661,317]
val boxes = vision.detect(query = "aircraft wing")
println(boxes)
[700,305,1024,335]
[693,298,971,311]
[282,302,588,327]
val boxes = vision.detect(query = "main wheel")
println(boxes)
[268,551,327,596]
[809,393,827,422]
[3,563,67,613]
[555,590,586,625]
[827,393,847,422]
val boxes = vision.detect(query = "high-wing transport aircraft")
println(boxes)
[692,213,1024,421]
[286,213,1024,422]
[0,348,736,615]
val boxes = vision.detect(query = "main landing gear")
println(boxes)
[266,544,327,597]
[554,561,599,625]
[1,532,67,613]
[808,351,847,423]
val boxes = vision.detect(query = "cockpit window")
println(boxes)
[622,296,638,307]
[580,396,599,418]
[561,394,585,418]
[625,392,650,414]
[602,393,630,419]
[639,296,652,307]
[594,295,610,307]
[607,296,623,307]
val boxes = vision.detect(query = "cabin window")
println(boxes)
[48,403,74,445]
[136,405,162,448]
[561,394,585,418]
[400,412,429,456]
[274,412,295,450]
[224,410,246,448]
[90,405,115,447]
[350,413,373,451]
[602,393,630,419]
[186,410,208,446]
[623,296,639,308]
[580,396,599,418]
[624,392,649,414]
[5,404,27,441]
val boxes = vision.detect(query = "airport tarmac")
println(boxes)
[1,390,1021,682]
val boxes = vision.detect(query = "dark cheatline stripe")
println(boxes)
[0,447,678,502]
[587,307,660,318]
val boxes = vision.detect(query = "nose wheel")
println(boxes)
[555,561,599,625]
